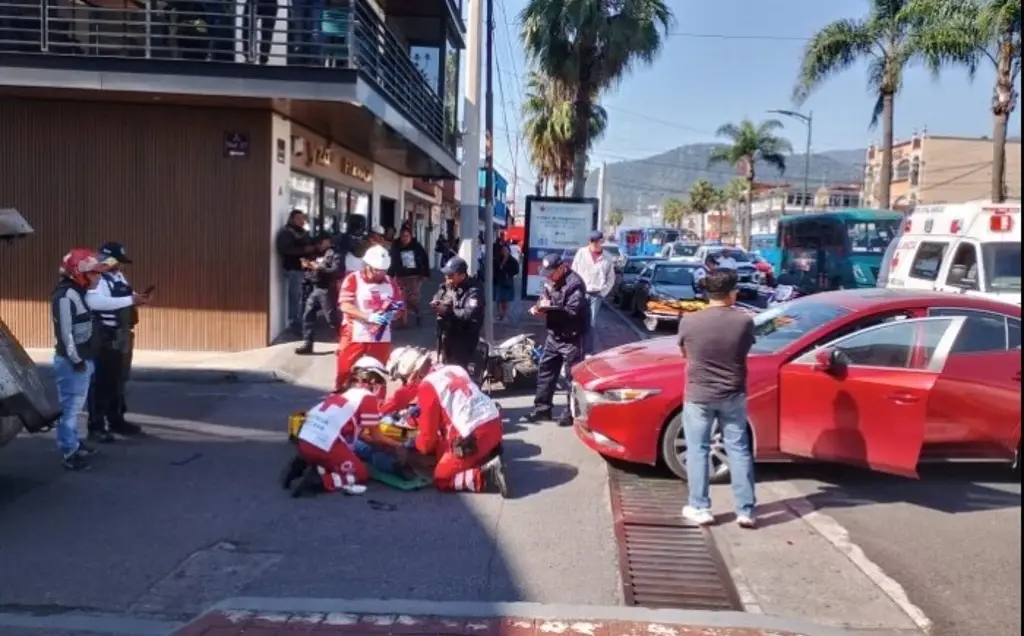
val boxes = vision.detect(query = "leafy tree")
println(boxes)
[606,208,625,232]
[662,197,687,228]
[688,179,720,241]
[908,0,1021,201]
[520,0,673,197]
[708,119,791,249]
[521,70,607,196]
[793,0,969,209]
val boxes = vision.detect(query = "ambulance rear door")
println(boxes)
[934,204,1021,305]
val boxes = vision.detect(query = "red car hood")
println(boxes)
[574,337,684,389]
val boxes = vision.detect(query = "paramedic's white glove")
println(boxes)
[367,312,389,326]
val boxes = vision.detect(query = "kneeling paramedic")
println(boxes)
[430,256,484,369]
[528,252,588,426]
[335,245,404,391]
[386,347,508,497]
[283,357,403,497]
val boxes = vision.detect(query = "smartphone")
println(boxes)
[143,285,156,295]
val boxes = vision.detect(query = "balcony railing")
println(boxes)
[0,0,450,150]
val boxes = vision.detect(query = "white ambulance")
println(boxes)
[884,201,1021,306]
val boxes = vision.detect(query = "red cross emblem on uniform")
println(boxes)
[445,371,473,396]
[366,290,386,312]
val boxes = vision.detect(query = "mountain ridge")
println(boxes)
[584,144,867,211]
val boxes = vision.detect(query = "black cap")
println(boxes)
[98,242,132,264]
[540,252,565,274]
[441,256,469,275]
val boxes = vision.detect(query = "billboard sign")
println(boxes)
[521,196,599,298]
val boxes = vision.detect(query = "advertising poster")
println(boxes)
[521,196,599,298]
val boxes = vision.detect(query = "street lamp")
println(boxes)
[769,109,813,212]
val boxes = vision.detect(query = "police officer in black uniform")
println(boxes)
[528,252,588,426]
[430,256,484,369]
[87,242,143,442]
[295,233,342,355]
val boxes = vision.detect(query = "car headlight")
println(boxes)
[598,388,661,403]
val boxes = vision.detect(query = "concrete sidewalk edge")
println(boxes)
[204,597,863,636]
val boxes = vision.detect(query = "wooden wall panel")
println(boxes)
[0,98,273,351]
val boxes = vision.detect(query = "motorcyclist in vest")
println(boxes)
[528,252,588,426]
[430,256,484,369]
[386,347,508,497]
[295,233,342,355]
[51,249,148,470]
[87,241,145,443]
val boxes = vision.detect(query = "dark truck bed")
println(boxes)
[0,318,60,447]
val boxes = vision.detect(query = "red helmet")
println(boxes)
[59,248,105,286]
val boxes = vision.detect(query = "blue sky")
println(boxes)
[478,0,1022,203]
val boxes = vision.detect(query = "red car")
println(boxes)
[572,289,1021,482]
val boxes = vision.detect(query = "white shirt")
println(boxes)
[571,247,616,297]
[86,272,134,326]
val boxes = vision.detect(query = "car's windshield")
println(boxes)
[603,245,621,257]
[983,242,1022,291]
[709,248,751,263]
[623,259,653,274]
[750,300,852,354]
[653,265,697,286]
[670,243,698,257]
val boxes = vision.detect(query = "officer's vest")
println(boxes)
[96,273,137,333]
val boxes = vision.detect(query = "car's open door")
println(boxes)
[778,316,965,478]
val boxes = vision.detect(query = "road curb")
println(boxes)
[33,362,293,385]
[203,597,866,636]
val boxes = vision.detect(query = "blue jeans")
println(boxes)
[285,270,306,329]
[52,355,94,457]
[683,393,756,517]
[354,439,399,474]
[584,293,602,354]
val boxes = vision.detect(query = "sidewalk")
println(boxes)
[171,601,842,636]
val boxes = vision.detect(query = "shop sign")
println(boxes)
[313,145,333,167]
[341,156,373,183]
[223,131,250,158]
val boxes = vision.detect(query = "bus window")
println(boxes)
[847,220,899,253]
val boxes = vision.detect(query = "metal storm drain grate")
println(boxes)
[609,468,744,611]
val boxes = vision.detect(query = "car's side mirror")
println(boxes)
[813,348,847,375]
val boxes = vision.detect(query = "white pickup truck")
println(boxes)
[0,209,60,448]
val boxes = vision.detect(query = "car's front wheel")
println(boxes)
[660,412,732,485]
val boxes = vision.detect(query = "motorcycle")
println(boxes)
[471,334,542,390]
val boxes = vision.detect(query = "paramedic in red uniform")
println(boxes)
[386,347,509,497]
[286,357,391,496]
[335,244,403,391]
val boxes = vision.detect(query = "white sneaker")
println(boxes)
[737,515,757,529]
[682,506,715,526]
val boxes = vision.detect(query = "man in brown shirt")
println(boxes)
[676,269,757,528]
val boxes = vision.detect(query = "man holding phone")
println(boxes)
[87,242,150,442]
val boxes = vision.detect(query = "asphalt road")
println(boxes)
[0,380,620,626]
[609,300,1022,636]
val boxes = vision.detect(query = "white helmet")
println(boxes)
[363,245,391,271]
[352,356,388,383]
[386,346,432,382]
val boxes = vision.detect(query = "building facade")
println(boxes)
[862,133,1022,209]
[750,183,864,235]
[0,0,464,351]
[478,168,508,227]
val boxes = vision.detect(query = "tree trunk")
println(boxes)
[570,69,594,198]
[878,91,895,209]
[743,176,755,250]
[992,110,1008,202]
[699,213,706,241]
[991,41,1016,203]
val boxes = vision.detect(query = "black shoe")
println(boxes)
[291,465,322,498]
[556,412,574,427]
[88,430,117,444]
[526,408,553,423]
[482,456,509,499]
[294,343,314,355]
[76,440,99,456]
[280,456,308,490]
[62,449,92,471]
[109,420,143,436]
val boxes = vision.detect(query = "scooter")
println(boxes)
[473,334,542,390]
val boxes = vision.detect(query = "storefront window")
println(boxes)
[289,173,319,231]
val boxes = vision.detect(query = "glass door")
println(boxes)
[288,173,320,232]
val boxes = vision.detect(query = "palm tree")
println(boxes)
[793,0,969,210]
[908,0,1021,202]
[521,70,608,196]
[688,180,720,241]
[708,119,791,249]
[662,197,687,228]
[520,0,674,197]
[721,177,747,238]
[606,208,625,233]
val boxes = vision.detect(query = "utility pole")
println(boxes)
[768,109,813,213]
[596,161,607,231]
[459,0,483,275]
[482,0,496,343]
